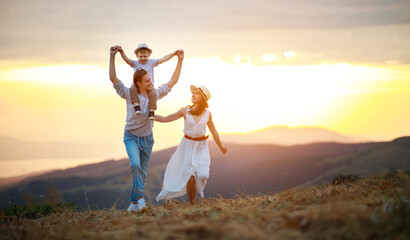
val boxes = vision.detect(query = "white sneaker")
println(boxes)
[127,203,139,212]
[137,198,146,210]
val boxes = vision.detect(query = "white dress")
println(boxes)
[156,108,211,201]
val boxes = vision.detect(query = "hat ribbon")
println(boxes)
[198,88,208,101]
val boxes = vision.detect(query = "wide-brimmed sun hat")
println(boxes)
[134,43,152,54]
[190,85,211,101]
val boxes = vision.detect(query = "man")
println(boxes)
[109,46,184,212]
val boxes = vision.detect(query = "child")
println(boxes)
[155,85,227,204]
[118,43,178,120]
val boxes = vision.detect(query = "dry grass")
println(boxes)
[1,171,409,240]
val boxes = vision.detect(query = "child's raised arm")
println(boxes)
[117,46,133,67]
[158,50,178,65]
[155,107,186,123]
[207,112,227,154]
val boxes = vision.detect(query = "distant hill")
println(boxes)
[208,137,410,197]
[306,136,410,184]
[0,137,409,210]
[0,169,56,189]
[220,126,368,145]
[0,126,367,161]
[0,136,124,161]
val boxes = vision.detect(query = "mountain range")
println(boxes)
[220,125,368,145]
[1,136,409,210]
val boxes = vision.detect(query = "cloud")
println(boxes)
[1,0,408,32]
[0,0,409,65]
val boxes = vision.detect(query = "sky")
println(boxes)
[1,0,410,176]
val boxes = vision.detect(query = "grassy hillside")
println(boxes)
[1,172,409,240]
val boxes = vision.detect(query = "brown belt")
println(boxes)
[184,134,209,141]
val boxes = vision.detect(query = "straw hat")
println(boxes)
[190,85,211,101]
[134,43,152,54]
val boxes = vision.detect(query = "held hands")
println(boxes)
[110,45,121,55]
[176,49,184,60]
[110,45,124,54]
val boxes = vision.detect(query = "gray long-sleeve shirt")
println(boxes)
[114,81,171,136]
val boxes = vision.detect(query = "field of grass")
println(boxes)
[1,171,409,240]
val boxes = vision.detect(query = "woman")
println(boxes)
[155,85,227,204]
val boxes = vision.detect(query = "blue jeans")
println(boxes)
[123,131,154,202]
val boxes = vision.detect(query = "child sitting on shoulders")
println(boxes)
[118,43,179,120]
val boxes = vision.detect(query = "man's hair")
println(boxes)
[133,69,148,93]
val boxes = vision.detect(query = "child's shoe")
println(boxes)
[134,104,141,115]
[148,110,155,120]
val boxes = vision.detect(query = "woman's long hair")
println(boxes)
[133,69,148,93]
[189,93,209,116]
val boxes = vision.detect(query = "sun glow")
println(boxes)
[233,54,241,64]
[0,64,136,87]
[284,51,296,58]
[262,54,276,62]
[0,59,409,150]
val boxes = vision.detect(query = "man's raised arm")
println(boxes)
[109,46,121,85]
[166,50,184,89]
